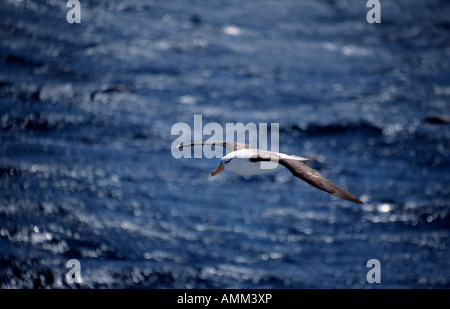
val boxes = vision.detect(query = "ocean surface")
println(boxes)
[1,0,449,288]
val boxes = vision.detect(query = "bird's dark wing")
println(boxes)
[248,150,281,162]
[177,141,255,152]
[279,159,364,204]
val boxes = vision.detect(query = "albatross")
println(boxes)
[177,141,364,204]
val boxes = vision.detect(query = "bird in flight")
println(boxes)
[177,141,364,204]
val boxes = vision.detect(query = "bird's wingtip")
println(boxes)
[352,196,365,205]
[332,190,365,205]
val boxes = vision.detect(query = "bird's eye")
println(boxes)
[224,159,232,164]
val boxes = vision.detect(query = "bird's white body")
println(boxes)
[222,155,283,176]
[221,149,306,176]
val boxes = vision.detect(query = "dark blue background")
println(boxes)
[0,0,449,288]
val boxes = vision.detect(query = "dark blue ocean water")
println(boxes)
[0,0,449,288]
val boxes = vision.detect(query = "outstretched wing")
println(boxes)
[279,159,364,204]
[177,141,255,152]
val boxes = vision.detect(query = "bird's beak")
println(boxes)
[211,162,224,177]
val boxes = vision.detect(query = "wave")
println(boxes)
[279,121,383,137]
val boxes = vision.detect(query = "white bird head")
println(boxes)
[210,151,243,177]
